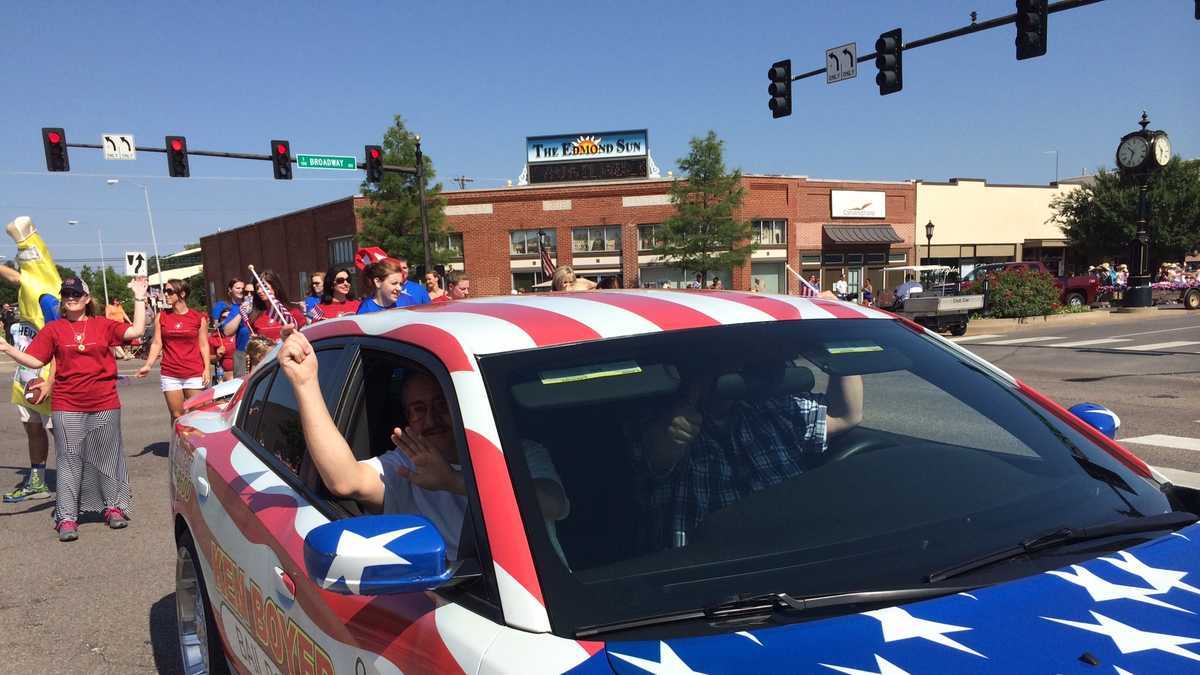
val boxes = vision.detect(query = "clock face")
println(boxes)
[1117,136,1148,168]
[1154,135,1171,166]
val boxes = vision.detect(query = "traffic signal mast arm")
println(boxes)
[61,141,419,175]
[785,0,1105,85]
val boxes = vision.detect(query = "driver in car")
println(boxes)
[632,356,863,551]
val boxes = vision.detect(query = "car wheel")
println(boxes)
[1065,292,1085,307]
[177,531,231,675]
[949,323,968,336]
[1184,289,1200,310]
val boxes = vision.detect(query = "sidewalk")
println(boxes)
[963,305,1193,336]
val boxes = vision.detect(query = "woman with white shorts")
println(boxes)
[136,278,211,426]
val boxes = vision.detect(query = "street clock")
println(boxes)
[1116,112,1171,183]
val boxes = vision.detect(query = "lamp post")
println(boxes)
[67,219,109,305]
[925,220,935,265]
[106,179,164,296]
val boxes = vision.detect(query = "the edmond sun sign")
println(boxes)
[526,130,648,164]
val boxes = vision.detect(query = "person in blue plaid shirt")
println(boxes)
[632,361,863,551]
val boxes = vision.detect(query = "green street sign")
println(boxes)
[296,154,357,170]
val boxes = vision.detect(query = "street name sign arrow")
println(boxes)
[102,133,136,160]
[125,251,147,276]
[825,42,857,84]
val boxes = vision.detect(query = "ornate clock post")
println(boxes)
[1114,112,1172,308]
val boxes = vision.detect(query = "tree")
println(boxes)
[79,265,133,306]
[357,115,448,272]
[657,131,752,285]
[1051,158,1200,267]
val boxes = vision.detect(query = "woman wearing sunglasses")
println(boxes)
[312,265,360,320]
[0,276,148,541]
[135,279,211,425]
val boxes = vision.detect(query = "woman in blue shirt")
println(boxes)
[357,259,421,314]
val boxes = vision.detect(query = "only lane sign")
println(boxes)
[826,42,857,84]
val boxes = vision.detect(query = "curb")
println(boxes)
[966,306,1192,335]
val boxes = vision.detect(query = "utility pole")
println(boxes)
[451,175,475,190]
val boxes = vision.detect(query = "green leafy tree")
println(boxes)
[79,265,134,306]
[657,131,752,285]
[357,115,447,272]
[1051,158,1200,266]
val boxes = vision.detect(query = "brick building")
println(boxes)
[200,176,917,301]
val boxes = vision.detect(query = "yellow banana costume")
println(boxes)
[6,216,61,416]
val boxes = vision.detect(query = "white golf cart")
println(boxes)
[879,265,984,337]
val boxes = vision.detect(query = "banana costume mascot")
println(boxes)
[7,216,61,416]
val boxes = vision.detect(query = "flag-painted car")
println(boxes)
[169,290,1200,674]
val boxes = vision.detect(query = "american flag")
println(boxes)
[787,263,820,297]
[538,230,556,279]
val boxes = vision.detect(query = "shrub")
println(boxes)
[966,268,1060,318]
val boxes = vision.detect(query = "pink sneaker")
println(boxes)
[57,520,79,542]
[103,507,128,529]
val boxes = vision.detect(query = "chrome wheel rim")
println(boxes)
[176,544,212,675]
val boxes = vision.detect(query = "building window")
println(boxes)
[801,254,822,267]
[512,271,549,293]
[638,224,664,251]
[752,219,787,246]
[822,253,844,265]
[510,229,556,256]
[328,235,355,266]
[435,232,464,259]
[847,253,863,264]
[572,225,622,253]
[889,252,907,264]
[867,253,887,265]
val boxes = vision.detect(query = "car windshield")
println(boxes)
[478,319,1170,636]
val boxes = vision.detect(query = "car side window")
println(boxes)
[252,347,348,484]
[237,369,275,438]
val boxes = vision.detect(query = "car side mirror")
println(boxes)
[1068,403,1121,439]
[303,514,454,595]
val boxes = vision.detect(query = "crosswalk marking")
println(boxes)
[978,336,1065,345]
[1151,466,1200,489]
[949,334,1000,343]
[1115,341,1200,352]
[1123,435,1200,452]
[1046,338,1132,348]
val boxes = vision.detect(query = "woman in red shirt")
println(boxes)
[312,264,360,320]
[248,269,306,341]
[136,278,211,425]
[0,276,148,541]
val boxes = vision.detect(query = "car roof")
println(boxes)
[301,289,893,357]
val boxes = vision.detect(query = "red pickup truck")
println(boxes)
[958,261,1099,307]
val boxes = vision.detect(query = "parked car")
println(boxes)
[959,261,1100,307]
[171,290,1200,674]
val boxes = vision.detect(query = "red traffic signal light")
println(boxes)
[271,140,292,180]
[165,135,189,177]
[42,127,69,172]
[365,145,384,183]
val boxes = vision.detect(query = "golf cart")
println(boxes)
[879,265,983,336]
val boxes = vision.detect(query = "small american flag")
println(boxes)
[538,230,556,279]
[307,303,325,322]
[787,263,820,297]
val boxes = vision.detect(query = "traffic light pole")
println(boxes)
[64,142,419,176]
[785,0,1106,84]
[414,136,432,274]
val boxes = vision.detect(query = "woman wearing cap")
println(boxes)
[313,264,360,319]
[0,276,148,541]
[135,278,211,426]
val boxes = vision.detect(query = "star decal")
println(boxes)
[1044,610,1200,662]
[322,526,422,594]
[734,631,763,646]
[1101,550,1200,596]
[609,642,706,675]
[820,654,910,675]
[863,607,985,658]
[1047,564,1192,613]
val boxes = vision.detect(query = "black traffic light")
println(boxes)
[767,59,792,119]
[1016,0,1048,60]
[42,127,69,172]
[165,135,190,177]
[875,28,903,95]
[271,140,292,180]
[365,145,383,183]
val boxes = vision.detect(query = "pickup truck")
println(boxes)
[957,261,1099,307]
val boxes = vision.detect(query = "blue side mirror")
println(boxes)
[303,514,454,595]
[1069,403,1121,439]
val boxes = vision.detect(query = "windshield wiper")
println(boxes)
[927,510,1197,584]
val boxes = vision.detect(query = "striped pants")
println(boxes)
[50,410,132,523]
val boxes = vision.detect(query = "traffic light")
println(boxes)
[365,145,383,183]
[165,135,190,177]
[767,59,792,119]
[874,28,903,95]
[1015,0,1048,60]
[271,140,292,180]
[41,127,69,172]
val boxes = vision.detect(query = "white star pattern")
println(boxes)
[1113,667,1134,675]
[820,654,911,675]
[609,642,706,675]
[1047,564,1192,613]
[863,607,986,658]
[1043,610,1200,662]
[321,526,422,594]
[1101,551,1200,596]
[734,631,762,646]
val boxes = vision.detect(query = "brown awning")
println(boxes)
[823,224,904,244]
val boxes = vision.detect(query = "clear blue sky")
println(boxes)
[2,0,1196,269]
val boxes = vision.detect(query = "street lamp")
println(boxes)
[106,179,164,296]
[925,220,935,265]
[66,220,110,305]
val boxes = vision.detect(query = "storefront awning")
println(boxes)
[823,224,904,244]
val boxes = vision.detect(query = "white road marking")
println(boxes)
[978,336,1065,345]
[1151,466,1200,490]
[1124,435,1200,452]
[949,334,1000,342]
[1047,338,1132,348]
[1115,341,1200,352]
[1116,325,1200,339]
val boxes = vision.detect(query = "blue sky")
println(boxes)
[2,0,1196,268]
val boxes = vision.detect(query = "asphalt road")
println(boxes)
[0,307,1195,674]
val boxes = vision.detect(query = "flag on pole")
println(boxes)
[785,263,820,297]
[538,230,556,279]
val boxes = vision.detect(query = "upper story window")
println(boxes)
[752,219,787,246]
[328,235,355,266]
[510,229,556,256]
[638,224,664,251]
[435,233,464,259]
[572,225,621,253]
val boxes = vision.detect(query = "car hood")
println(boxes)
[582,524,1200,674]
